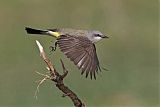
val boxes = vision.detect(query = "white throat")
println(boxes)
[92,36,102,43]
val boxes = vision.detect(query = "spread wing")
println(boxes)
[57,34,101,79]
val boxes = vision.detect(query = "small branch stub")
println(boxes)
[35,40,85,107]
[36,40,43,53]
[36,40,56,78]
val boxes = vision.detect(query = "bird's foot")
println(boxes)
[49,41,58,54]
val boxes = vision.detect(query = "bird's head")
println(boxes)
[88,30,109,43]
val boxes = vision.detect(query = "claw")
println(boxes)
[49,41,58,52]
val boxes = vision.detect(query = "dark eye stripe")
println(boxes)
[95,34,101,37]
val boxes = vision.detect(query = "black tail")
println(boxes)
[25,27,48,35]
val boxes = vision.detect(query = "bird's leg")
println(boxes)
[49,41,58,52]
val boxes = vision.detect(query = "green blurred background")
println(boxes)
[0,0,158,107]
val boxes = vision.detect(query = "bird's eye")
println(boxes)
[95,34,101,37]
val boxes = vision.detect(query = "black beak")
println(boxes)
[102,35,109,38]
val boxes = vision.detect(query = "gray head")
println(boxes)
[87,30,109,43]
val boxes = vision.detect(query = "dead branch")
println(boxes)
[35,40,85,107]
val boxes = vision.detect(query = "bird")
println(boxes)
[25,27,109,79]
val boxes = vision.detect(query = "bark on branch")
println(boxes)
[35,40,85,107]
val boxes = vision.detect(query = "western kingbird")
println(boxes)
[25,27,108,79]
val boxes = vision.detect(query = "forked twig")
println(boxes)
[35,40,85,107]
[34,71,51,99]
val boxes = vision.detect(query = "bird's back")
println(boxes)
[58,28,89,37]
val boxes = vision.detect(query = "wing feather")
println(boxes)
[57,34,100,79]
